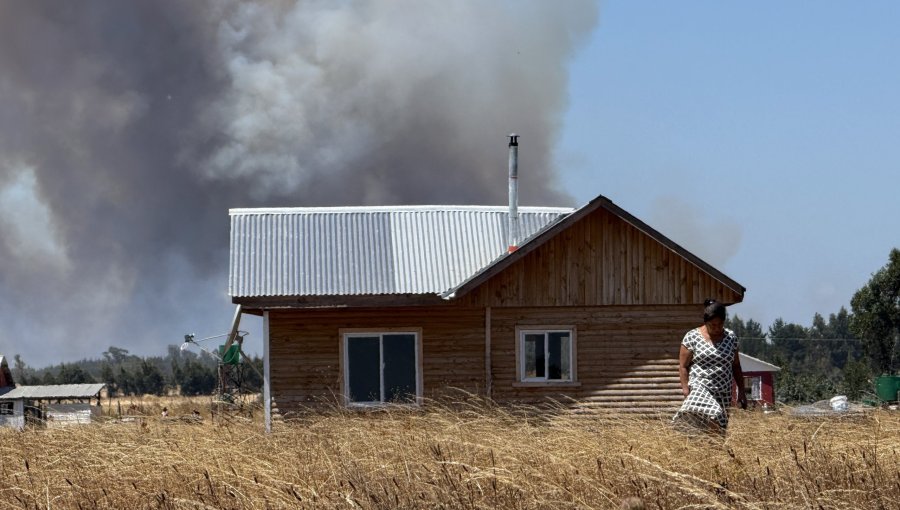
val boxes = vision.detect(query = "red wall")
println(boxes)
[732,371,776,407]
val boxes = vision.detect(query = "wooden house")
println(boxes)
[735,353,780,407]
[228,193,746,427]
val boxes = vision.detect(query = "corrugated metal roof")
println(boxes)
[739,353,780,372]
[0,384,106,400]
[229,206,573,297]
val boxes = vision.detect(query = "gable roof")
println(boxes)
[443,194,745,301]
[229,206,573,298]
[739,353,781,372]
[0,384,106,400]
[228,194,746,306]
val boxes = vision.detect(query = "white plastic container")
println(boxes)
[829,395,848,411]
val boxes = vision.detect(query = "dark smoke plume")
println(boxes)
[0,1,598,366]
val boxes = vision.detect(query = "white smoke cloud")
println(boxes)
[0,0,598,367]
[196,1,597,201]
[0,165,69,273]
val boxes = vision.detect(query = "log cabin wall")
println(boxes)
[489,305,699,413]
[267,306,485,415]
[457,206,742,308]
[266,303,703,415]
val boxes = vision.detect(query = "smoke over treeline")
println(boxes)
[0,1,598,366]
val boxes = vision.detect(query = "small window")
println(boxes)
[519,329,574,383]
[744,376,762,400]
[0,402,12,416]
[343,332,420,405]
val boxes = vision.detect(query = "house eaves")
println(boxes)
[0,384,106,400]
[739,353,781,372]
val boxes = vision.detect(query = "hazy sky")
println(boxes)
[558,2,900,332]
[2,2,898,367]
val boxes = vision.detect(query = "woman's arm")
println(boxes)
[732,347,747,408]
[678,344,693,397]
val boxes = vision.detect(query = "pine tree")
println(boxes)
[850,248,900,375]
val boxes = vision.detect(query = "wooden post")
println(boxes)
[485,307,492,400]
[263,310,271,434]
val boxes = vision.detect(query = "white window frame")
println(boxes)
[341,329,423,407]
[515,326,577,385]
[745,375,763,401]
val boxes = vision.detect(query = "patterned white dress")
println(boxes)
[673,327,739,430]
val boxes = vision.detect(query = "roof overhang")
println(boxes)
[739,353,781,372]
[234,293,449,314]
[0,383,106,400]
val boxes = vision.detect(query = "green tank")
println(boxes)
[875,375,900,402]
[219,344,241,365]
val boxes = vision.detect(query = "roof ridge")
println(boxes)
[230,205,575,215]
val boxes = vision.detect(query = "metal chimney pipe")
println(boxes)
[508,133,519,253]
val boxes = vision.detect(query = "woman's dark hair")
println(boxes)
[703,299,727,322]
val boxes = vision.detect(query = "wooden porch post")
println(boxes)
[485,307,492,400]
[263,310,271,434]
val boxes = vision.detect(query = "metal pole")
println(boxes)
[508,134,519,253]
[221,305,243,353]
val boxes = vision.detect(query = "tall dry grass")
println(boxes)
[1,397,897,509]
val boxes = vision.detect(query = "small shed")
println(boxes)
[734,353,780,407]
[0,383,105,429]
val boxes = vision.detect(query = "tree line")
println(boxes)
[726,309,870,403]
[729,248,900,403]
[11,344,263,397]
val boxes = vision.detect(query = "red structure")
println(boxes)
[733,353,780,407]
[0,356,13,389]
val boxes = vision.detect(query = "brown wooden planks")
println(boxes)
[458,207,742,308]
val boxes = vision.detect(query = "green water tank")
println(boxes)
[218,344,241,365]
[875,375,900,402]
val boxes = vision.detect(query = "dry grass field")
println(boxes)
[1,397,897,509]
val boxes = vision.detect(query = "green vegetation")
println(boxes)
[850,248,900,375]
[11,345,262,397]
[727,309,867,404]
[729,247,900,404]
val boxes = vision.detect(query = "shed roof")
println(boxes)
[0,384,106,400]
[739,353,780,373]
[229,205,573,298]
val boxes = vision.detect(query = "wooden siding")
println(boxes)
[489,305,698,413]
[458,207,743,308]
[267,307,484,415]
[267,304,700,415]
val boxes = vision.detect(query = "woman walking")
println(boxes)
[674,299,747,434]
